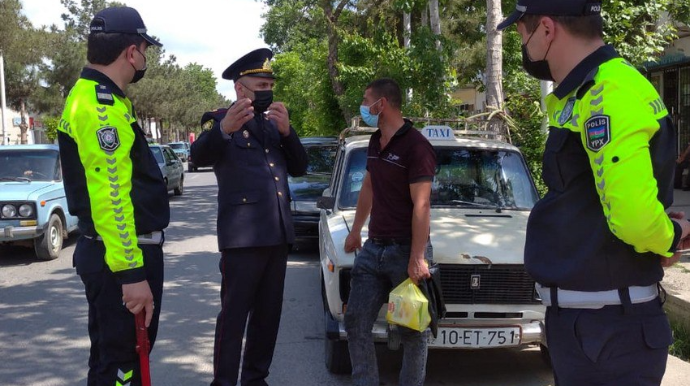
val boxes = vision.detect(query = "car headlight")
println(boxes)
[2,204,17,218]
[19,204,34,218]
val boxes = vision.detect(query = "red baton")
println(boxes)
[135,312,152,386]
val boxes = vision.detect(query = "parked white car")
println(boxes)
[318,120,547,373]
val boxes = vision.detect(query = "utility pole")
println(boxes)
[1,50,7,145]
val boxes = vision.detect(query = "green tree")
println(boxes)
[0,0,46,144]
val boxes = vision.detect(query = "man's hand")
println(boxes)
[666,212,689,268]
[220,98,254,134]
[408,255,430,285]
[344,231,362,253]
[266,102,290,136]
[122,280,154,327]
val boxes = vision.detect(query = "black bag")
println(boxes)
[418,263,446,338]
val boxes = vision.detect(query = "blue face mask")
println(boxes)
[360,99,381,127]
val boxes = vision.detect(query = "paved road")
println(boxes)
[0,169,562,386]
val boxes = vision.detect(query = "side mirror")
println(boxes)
[317,196,335,210]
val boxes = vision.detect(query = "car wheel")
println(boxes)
[539,344,552,368]
[324,309,351,374]
[35,213,63,261]
[174,176,184,196]
[325,334,351,374]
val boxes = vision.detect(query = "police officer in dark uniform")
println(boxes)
[498,1,690,385]
[58,6,169,386]
[190,48,308,386]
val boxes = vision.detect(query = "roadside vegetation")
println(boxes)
[670,320,690,361]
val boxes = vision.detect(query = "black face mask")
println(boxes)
[521,27,554,82]
[252,90,273,115]
[130,48,148,84]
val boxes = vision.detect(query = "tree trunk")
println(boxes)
[322,0,352,123]
[429,0,442,50]
[19,98,28,144]
[421,3,429,28]
[403,12,411,48]
[486,0,504,129]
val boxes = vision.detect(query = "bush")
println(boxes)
[670,319,690,361]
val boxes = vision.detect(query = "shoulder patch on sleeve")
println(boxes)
[585,115,610,152]
[95,84,114,106]
[96,126,120,152]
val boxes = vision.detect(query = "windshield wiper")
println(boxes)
[451,200,504,213]
[0,177,31,182]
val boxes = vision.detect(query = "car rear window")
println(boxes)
[306,145,337,174]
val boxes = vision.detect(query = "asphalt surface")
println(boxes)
[1,167,687,385]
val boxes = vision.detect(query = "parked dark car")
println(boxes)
[289,137,338,245]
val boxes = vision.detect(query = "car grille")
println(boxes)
[439,264,539,305]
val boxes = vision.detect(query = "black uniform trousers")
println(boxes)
[76,237,164,386]
[211,244,289,386]
[545,291,673,386]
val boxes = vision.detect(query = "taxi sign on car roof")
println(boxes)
[421,125,453,140]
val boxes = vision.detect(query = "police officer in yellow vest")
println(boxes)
[498,1,690,385]
[58,7,169,385]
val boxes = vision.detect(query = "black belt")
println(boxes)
[370,237,411,246]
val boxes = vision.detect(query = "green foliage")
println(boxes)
[42,116,61,142]
[669,319,690,361]
[601,0,676,66]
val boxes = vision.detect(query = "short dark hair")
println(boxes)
[366,78,402,110]
[522,14,603,40]
[87,33,146,65]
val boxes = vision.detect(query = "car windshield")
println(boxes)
[338,147,539,210]
[168,143,185,150]
[306,145,337,174]
[149,147,165,163]
[0,149,61,182]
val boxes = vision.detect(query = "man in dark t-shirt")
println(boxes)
[343,78,436,386]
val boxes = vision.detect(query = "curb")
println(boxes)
[665,290,690,332]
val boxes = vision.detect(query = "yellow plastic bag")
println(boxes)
[386,278,431,332]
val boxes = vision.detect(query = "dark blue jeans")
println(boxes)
[344,239,431,386]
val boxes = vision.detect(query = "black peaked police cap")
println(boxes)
[497,0,602,30]
[222,48,275,82]
[90,6,162,47]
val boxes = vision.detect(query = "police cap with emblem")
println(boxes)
[89,6,162,47]
[497,0,602,30]
[222,48,275,82]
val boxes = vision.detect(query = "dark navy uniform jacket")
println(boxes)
[191,112,308,250]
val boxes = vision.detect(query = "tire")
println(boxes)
[174,175,184,196]
[539,344,552,368]
[325,336,351,374]
[34,214,63,260]
[187,163,195,172]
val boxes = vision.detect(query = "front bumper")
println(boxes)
[331,318,544,348]
[1,225,42,242]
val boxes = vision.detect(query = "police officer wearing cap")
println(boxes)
[58,6,169,386]
[190,48,308,386]
[498,1,690,385]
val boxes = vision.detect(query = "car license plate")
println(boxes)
[429,326,521,348]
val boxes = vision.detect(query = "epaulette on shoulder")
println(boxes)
[576,67,599,100]
[200,108,228,126]
[94,84,115,106]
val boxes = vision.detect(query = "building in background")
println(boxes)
[644,23,690,155]
[0,108,35,145]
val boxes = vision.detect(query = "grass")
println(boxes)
[670,320,690,361]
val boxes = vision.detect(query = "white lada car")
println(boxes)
[317,121,547,374]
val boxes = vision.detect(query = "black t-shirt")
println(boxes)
[366,120,436,238]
